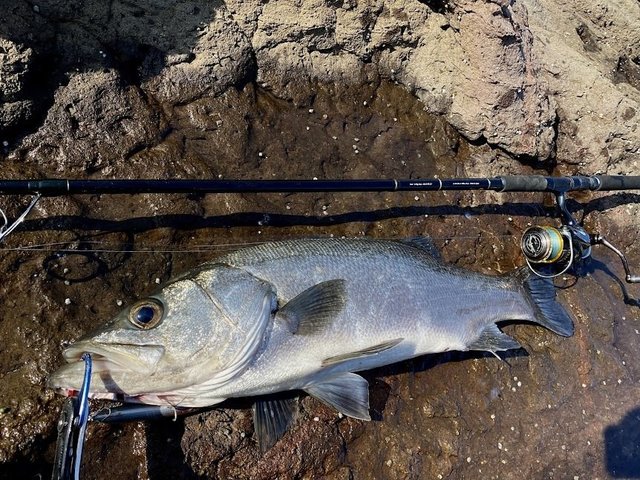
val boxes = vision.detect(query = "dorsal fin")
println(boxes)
[400,237,441,259]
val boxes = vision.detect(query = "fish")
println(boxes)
[48,237,574,450]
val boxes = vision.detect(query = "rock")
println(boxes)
[3,0,639,164]
[525,0,640,173]
[141,7,255,104]
[406,1,557,159]
[0,39,34,134]
[232,0,557,158]
[0,39,32,101]
[17,69,166,173]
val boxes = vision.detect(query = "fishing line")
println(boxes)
[0,193,41,243]
[0,234,522,254]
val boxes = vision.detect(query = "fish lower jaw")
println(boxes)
[55,387,122,401]
[54,385,209,407]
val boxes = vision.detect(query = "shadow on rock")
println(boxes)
[146,418,202,479]
[604,407,640,478]
[18,201,549,235]
[585,257,640,308]
[0,0,254,145]
[13,192,640,237]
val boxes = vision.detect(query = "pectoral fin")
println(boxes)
[467,324,521,353]
[277,280,346,335]
[304,372,370,420]
[252,396,298,452]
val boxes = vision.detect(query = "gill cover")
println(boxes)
[163,263,278,401]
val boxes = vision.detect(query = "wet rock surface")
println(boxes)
[0,1,639,479]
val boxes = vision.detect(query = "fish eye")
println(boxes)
[128,299,164,329]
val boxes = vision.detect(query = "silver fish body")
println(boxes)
[49,238,573,447]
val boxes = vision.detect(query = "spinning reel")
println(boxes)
[520,192,640,283]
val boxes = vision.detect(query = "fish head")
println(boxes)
[48,264,276,405]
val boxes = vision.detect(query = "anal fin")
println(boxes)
[304,372,370,420]
[252,396,298,453]
[467,324,521,353]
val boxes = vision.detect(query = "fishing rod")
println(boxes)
[0,174,638,195]
[1,174,640,282]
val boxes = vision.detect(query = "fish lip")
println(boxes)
[62,341,165,373]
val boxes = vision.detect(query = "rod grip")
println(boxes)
[596,176,640,191]
[498,175,549,192]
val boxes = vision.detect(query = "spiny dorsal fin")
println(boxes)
[304,372,370,420]
[467,324,521,353]
[400,236,441,259]
[252,396,298,453]
[277,280,346,335]
[321,338,404,367]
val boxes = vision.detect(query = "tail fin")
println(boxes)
[515,268,574,337]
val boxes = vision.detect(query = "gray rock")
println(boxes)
[17,70,165,172]
[0,39,34,132]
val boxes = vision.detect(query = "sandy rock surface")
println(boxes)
[0,0,639,479]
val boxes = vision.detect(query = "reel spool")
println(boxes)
[521,226,568,265]
[521,225,576,278]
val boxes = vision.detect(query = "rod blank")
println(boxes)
[0,175,638,196]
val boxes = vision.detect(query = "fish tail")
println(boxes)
[513,268,574,337]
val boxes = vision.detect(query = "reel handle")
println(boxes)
[592,234,640,283]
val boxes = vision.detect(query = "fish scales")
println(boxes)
[206,239,532,397]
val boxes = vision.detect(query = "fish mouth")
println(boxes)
[48,341,165,398]
[62,341,165,373]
